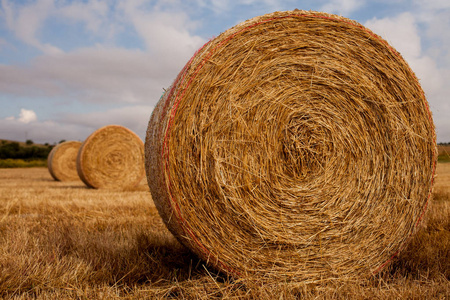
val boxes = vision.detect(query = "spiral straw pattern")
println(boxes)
[77,125,145,189]
[48,141,82,182]
[145,10,437,281]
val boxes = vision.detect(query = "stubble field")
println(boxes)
[0,164,449,299]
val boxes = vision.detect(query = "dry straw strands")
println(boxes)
[47,140,82,181]
[145,10,437,282]
[77,125,145,189]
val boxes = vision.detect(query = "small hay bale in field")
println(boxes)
[145,10,437,281]
[47,141,82,181]
[77,125,145,189]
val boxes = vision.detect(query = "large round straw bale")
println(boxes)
[77,125,145,189]
[47,141,82,181]
[145,10,437,281]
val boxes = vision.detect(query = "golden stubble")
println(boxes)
[0,167,448,298]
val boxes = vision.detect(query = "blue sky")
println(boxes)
[0,0,449,144]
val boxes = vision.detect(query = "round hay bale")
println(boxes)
[145,10,437,281]
[77,125,145,189]
[47,140,82,181]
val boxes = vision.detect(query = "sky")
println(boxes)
[0,0,449,144]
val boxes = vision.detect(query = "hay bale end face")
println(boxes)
[145,10,437,281]
[47,141,82,181]
[77,125,145,189]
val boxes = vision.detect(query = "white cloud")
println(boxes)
[413,0,450,10]
[0,0,114,53]
[1,0,63,54]
[118,0,205,59]
[1,0,14,27]
[192,0,295,14]
[207,0,231,13]
[410,1,450,69]
[0,1,205,106]
[320,0,364,16]
[0,46,177,105]
[18,108,37,123]
[363,12,445,93]
[1,0,448,143]
[60,105,154,140]
[0,0,205,144]
[365,13,420,59]
[55,0,109,35]
[0,105,153,144]
[4,108,37,124]
[0,118,87,144]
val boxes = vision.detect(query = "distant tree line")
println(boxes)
[0,140,53,160]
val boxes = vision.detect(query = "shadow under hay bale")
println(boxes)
[77,125,145,190]
[47,140,82,182]
[145,10,437,282]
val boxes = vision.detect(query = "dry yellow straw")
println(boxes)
[77,125,145,189]
[145,10,437,282]
[47,140,82,182]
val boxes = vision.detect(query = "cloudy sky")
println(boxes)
[0,0,449,144]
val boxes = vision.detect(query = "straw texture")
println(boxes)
[77,125,145,189]
[145,10,437,282]
[47,141,82,181]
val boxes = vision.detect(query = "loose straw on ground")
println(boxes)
[77,125,145,189]
[145,10,437,282]
[47,141,82,182]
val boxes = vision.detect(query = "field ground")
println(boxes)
[439,145,450,162]
[0,164,449,299]
[438,144,450,154]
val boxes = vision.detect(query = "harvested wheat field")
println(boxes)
[0,164,448,299]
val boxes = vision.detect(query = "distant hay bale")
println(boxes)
[47,141,82,182]
[145,10,437,281]
[77,125,145,189]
